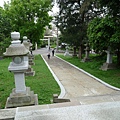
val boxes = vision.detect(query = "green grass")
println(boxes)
[57,54,120,89]
[0,55,60,109]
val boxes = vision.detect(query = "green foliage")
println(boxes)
[98,0,120,16]
[87,0,120,63]
[0,7,11,55]
[4,0,52,46]
[87,16,120,52]
[55,0,105,53]
[54,1,83,47]
[0,37,11,55]
[0,7,12,37]
[0,58,14,108]
[109,17,120,46]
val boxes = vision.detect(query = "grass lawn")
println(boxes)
[0,55,60,109]
[57,54,120,89]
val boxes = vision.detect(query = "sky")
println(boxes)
[0,0,10,7]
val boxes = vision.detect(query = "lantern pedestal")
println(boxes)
[5,87,38,108]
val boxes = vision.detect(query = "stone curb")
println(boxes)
[41,55,66,98]
[55,55,120,91]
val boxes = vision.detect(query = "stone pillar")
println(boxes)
[4,32,38,108]
[86,48,90,59]
[23,36,30,50]
[29,41,35,64]
[14,72,26,93]
[82,43,90,62]
[35,42,37,50]
[101,47,116,70]
[106,50,112,63]
[48,38,50,50]
[64,46,70,56]
[56,34,59,52]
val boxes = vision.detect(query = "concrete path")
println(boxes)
[33,48,120,104]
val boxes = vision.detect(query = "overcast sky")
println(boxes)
[0,0,10,7]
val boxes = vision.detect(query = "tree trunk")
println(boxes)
[73,46,77,56]
[78,45,83,59]
[117,49,120,66]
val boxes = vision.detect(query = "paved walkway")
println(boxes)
[33,48,120,104]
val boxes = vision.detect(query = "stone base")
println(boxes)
[72,54,77,57]
[29,62,35,65]
[82,57,91,62]
[28,54,34,60]
[25,66,35,76]
[5,87,38,108]
[28,54,35,65]
[29,59,35,65]
[25,71,35,76]
[100,63,116,71]
[52,94,70,103]
[64,52,70,56]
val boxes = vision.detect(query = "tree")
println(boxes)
[87,0,120,65]
[54,0,86,57]
[87,16,119,52]
[4,0,52,47]
[0,7,11,55]
[55,0,105,58]
[88,18,120,64]
[98,0,120,64]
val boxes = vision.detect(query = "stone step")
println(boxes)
[70,93,120,105]
[0,99,80,119]
[15,101,81,113]
[2,93,120,120]
[15,101,120,120]
[13,101,81,120]
[25,71,35,76]
[0,108,16,120]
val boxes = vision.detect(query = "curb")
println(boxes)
[41,55,66,98]
[55,55,120,91]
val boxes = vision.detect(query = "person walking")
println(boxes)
[52,49,55,56]
[47,53,50,59]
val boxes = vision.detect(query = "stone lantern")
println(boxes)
[64,45,70,56]
[82,43,91,62]
[4,32,38,108]
[23,36,35,76]
[101,46,116,70]
[30,43,33,55]
[23,36,30,50]
[28,41,35,65]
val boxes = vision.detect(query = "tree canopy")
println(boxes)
[54,1,82,47]
[87,0,120,64]
[4,0,52,45]
[0,7,11,55]
[87,16,120,52]
[54,0,104,58]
